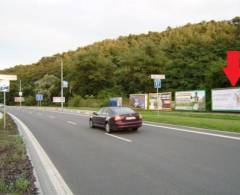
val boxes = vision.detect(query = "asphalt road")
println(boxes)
[7,107,240,195]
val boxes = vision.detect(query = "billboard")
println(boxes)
[129,94,148,109]
[149,92,172,110]
[175,90,206,111]
[212,88,240,111]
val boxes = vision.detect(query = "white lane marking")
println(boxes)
[144,123,240,141]
[9,113,74,195]
[48,115,55,119]
[105,133,132,143]
[67,121,77,125]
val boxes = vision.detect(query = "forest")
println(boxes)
[1,17,240,109]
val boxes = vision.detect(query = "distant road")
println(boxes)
[7,106,240,195]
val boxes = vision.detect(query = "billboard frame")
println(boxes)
[175,89,206,111]
[211,87,240,112]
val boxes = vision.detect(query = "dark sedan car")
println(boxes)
[89,107,142,133]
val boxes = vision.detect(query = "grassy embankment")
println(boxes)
[140,111,240,133]
[66,107,240,133]
[0,114,37,194]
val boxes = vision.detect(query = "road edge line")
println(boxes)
[9,113,74,195]
[144,123,240,141]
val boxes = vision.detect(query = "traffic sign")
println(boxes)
[62,81,68,88]
[53,97,65,103]
[151,74,165,80]
[154,79,161,88]
[0,74,17,81]
[0,80,10,92]
[36,94,43,101]
[14,97,25,102]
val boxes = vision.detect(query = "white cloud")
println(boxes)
[0,0,239,69]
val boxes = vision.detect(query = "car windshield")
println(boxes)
[111,107,135,115]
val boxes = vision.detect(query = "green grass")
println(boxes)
[66,106,99,111]
[140,111,240,133]
[0,115,34,194]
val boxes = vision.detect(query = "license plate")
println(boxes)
[126,116,136,120]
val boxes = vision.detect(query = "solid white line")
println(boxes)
[67,121,77,125]
[9,113,74,195]
[105,133,132,143]
[48,115,55,119]
[144,123,240,141]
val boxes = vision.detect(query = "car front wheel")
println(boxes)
[89,119,95,128]
[105,123,111,133]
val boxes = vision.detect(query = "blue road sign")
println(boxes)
[154,79,161,89]
[36,94,43,101]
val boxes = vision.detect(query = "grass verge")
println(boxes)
[140,111,240,133]
[0,113,37,195]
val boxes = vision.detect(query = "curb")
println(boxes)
[9,113,74,195]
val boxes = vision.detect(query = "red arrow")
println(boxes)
[223,51,240,86]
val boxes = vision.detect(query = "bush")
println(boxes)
[68,95,108,107]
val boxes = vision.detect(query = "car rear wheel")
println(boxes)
[105,123,111,133]
[89,119,95,128]
[132,127,138,131]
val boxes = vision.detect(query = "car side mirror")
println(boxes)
[93,111,98,115]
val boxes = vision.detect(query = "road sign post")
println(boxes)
[0,74,17,129]
[36,94,43,107]
[151,75,165,115]
[3,91,6,129]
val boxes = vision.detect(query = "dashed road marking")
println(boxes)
[67,121,77,126]
[105,133,132,143]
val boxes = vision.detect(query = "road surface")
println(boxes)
[7,107,240,195]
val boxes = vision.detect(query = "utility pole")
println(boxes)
[3,91,6,129]
[61,58,63,112]
[19,80,22,107]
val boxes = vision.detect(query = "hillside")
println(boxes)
[1,17,240,107]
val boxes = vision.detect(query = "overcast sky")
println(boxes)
[0,0,239,70]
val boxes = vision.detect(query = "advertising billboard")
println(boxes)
[129,94,148,109]
[149,92,172,110]
[175,90,206,111]
[212,88,240,111]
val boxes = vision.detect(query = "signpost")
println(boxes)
[19,80,22,107]
[0,74,17,129]
[151,74,165,114]
[36,94,43,107]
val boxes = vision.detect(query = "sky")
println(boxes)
[0,0,239,70]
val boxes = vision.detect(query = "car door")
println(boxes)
[92,108,104,127]
[98,108,108,127]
